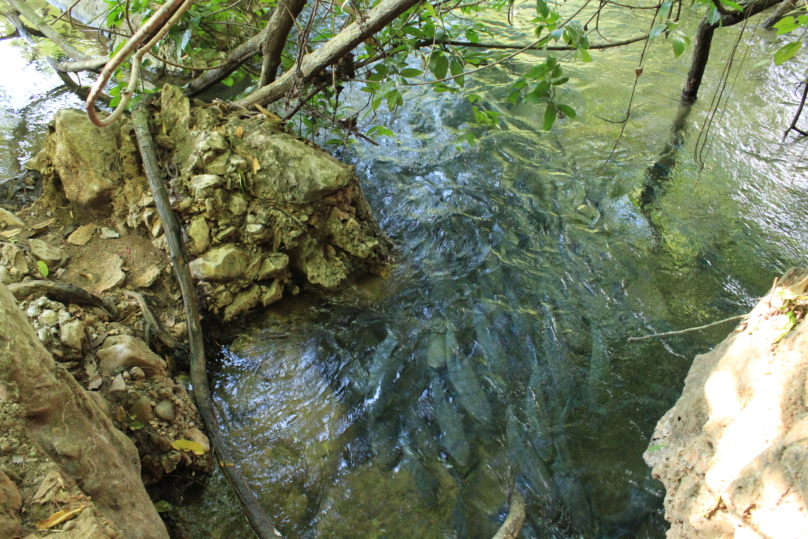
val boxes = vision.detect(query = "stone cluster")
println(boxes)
[145,85,391,321]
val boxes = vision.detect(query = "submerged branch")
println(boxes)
[628,314,750,341]
[131,106,282,539]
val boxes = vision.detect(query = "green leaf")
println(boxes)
[367,125,395,137]
[129,421,144,430]
[543,102,557,130]
[449,58,464,86]
[649,23,667,39]
[707,7,720,25]
[773,16,800,34]
[371,97,383,111]
[424,2,438,19]
[400,68,423,78]
[552,76,569,86]
[525,80,551,102]
[221,75,234,87]
[647,444,665,452]
[385,89,403,109]
[579,47,592,62]
[719,0,743,11]
[557,104,576,119]
[430,54,449,80]
[658,0,672,20]
[153,501,173,513]
[775,40,802,65]
[37,260,49,278]
[672,36,687,58]
[536,0,550,18]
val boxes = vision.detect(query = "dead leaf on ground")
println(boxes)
[30,218,56,235]
[235,125,243,138]
[254,103,271,116]
[0,228,22,238]
[33,470,64,504]
[36,503,87,529]
[252,157,261,173]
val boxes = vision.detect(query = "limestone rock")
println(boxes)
[223,284,262,322]
[0,208,24,228]
[188,216,210,254]
[67,223,96,246]
[59,319,85,350]
[189,244,248,281]
[134,265,161,289]
[46,108,122,208]
[109,374,127,398]
[29,239,64,266]
[0,469,22,538]
[93,254,126,294]
[0,244,27,282]
[235,126,352,204]
[97,335,166,377]
[645,268,808,539]
[257,253,289,281]
[0,266,10,286]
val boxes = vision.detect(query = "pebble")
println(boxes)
[155,400,176,422]
[130,367,146,381]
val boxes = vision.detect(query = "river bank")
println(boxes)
[0,86,390,537]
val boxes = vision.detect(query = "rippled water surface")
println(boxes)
[203,9,808,539]
[2,4,807,538]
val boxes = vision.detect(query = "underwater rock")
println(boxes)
[430,378,470,467]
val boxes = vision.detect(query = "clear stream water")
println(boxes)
[2,4,808,539]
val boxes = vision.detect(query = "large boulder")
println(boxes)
[45,108,122,208]
[0,283,169,539]
[645,268,808,539]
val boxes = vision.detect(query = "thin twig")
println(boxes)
[628,314,750,341]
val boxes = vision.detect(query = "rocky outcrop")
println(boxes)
[153,85,391,320]
[45,109,123,209]
[37,87,391,322]
[0,283,169,539]
[645,268,808,539]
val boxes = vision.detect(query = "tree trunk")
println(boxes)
[260,0,307,86]
[681,19,715,102]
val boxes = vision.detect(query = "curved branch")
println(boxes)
[85,0,194,127]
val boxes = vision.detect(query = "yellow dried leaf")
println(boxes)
[31,218,55,233]
[254,103,271,116]
[235,125,243,138]
[0,228,22,238]
[252,157,261,173]
[172,439,206,455]
[36,504,87,529]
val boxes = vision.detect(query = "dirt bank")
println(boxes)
[645,268,808,538]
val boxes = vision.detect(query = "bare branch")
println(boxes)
[237,0,424,108]
[260,0,307,86]
[6,0,88,61]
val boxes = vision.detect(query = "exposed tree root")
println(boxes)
[7,280,118,318]
[131,106,282,539]
[122,290,188,361]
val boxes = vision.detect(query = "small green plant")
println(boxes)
[37,260,49,277]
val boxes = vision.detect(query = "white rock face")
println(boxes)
[645,268,808,539]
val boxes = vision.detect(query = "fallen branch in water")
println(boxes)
[628,314,750,341]
[131,106,282,539]
[492,491,526,539]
